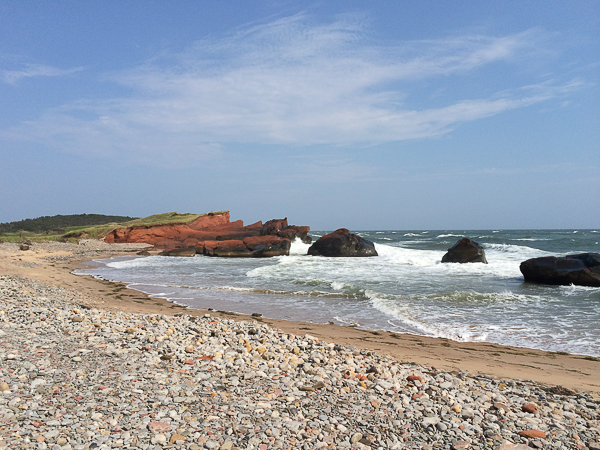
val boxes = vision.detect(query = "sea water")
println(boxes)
[75,229,600,356]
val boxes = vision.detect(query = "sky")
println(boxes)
[1,1,598,230]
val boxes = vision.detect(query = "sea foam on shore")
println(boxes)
[1,275,599,449]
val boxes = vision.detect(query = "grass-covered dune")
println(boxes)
[0,214,137,234]
[0,211,227,243]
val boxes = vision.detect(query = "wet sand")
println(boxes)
[1,241,599,397]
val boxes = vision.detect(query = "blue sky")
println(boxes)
[1,1,598,229]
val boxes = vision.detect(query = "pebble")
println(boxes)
[0,271,599,450]
[518,429,546,439]
[521,403,538,414]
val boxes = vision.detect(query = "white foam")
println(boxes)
[511,238,550,241]
[559,284,600,295]
[105,255,183,269]
[437,234,462,238]
[368,293,478,341]
[331,281,345,291]
[374,243,440,267]
[289,237,311,256]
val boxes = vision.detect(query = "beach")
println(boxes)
[1,241,599,449]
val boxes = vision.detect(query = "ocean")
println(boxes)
[75,229,600,357]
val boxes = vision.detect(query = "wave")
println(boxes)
[368,294,489,341]
[559,284,600,295]
[374,243,440,266]
[105,255,190,269]
[437,234,462,238]
[403,233,421,237]
[367,290,557,345]
[214,285,366,300]
[484,243,547,255]
[511,238,551,241]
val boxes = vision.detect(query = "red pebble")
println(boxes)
[407,375,422,382]
[518,430,546,439]
[522,403,538,414]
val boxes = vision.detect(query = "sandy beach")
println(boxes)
[1,241,599,396]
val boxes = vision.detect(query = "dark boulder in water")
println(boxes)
[520,253,600,287]
[441,238,488,264]
[307,228,378,257]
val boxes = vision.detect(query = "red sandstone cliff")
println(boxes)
[104,212,310,257]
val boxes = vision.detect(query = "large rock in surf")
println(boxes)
[307,228,378,257]
[104,211,308,258]
[441,238,488,264]
[520,253,600,287]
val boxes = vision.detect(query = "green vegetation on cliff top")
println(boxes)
[0,211,228,243]
[0,213,137,234]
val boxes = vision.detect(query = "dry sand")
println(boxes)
[1,241,599,398]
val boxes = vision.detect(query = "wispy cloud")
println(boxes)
[2,63,84,84]
[1,14,581,165]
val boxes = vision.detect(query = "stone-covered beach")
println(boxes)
[1,242,599,449]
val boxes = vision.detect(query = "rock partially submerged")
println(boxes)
[520,253,600,287]
[105,212,309,258]
[308,228,378,257]
[441,238,488,264]
[159,248,197,257]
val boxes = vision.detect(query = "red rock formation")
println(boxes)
[105,212,309,257]
[261,218,311,244]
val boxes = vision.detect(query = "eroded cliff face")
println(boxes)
[103,212,310,257]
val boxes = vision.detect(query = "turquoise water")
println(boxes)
[76,229,600,356]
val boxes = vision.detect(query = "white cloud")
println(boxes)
[1,14,579,165]
[2,64,83,84]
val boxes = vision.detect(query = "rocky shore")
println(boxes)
[1,275,599,450]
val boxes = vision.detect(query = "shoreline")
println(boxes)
[1,242,599,397]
